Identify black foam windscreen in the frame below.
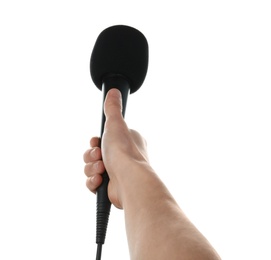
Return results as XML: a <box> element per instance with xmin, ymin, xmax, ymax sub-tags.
<box><xmin>90</xmin><ymin>25</ymin><xmax>149</xmax><ymax>93</ymax></box>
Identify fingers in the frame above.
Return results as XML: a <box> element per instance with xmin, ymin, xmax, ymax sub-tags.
<box><xmin>86</xmin><ymin>175</ymin><xmax>103</xmax><ymax>193</ymax></box>
<box><xmin>84</xmin><ymin>136</ymin><xmax>101</xmax><ymax>163</ymax></box>
<box><xmin>84</xmin><ymin>136</ymin><xmax>105</xmax><ymax>193</ymax></box>
<box><xmin>90</xmin><ymin>136</ymin><xmax>100</xmax><ymax>148</ymax></box>
<box><xmin>84</xmin><ymin>159</ymin><xmax>105</xmax><ymax>175</ymax></box>
<box><xmin>84</xmin><ymin>159</ymin><xmax>105</xmax><ymax>193</ymax></box>
<box><xmin>83</xmin><ymin>146</ymin><xmax>101</xmax><ymax>163</ymax></box>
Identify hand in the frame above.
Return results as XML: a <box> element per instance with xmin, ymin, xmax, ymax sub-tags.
<box><xmin>83</xmin><ymin>88</ymin><xmax>149</xmax><ymax>209</ymax></box>
<box><xmin>83</xmin><ymin>89</ymin><xmax>221</xmax><ymax>260</ymax></box>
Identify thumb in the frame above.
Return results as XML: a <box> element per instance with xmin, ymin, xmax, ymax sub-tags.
<box><xmin>104</xmin><ymin>88</ymin><xmax>123</xmax><ymax>119</ymax></box>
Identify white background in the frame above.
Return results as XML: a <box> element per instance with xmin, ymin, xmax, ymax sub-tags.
<box><xmin>0</xmin><ymin>1</ymin><xmax>270</xmax><ymax>259</ymax></box>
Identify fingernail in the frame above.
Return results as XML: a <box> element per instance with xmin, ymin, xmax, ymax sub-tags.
<box><xmin>111</xmin><ymin>88</ymin><xmax>121</xmax><ymax>99</ymax></box>
<box><xmin>91</xmin><ymin>176</ymin><xmax>97</xmax><ymax>184</ymax></box>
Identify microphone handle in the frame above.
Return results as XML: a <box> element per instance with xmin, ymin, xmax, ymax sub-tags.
<box><xmin>96</xmin><ymin>76</ymin><xmax>130</xmax><ymax>245</ymax></box>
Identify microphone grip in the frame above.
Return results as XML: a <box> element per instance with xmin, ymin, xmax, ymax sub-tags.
<box><xmin>96</xmin><ymin>76</ymin><xmax>130</xmax><ymax>245</ymax></box>
<box><xmin>96</xmin><ymin>170</ymin><xmax>111</xmax><ymax>244</ymax></box>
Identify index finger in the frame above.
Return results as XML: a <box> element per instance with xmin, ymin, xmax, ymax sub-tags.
<box><xmin>90</xmin><ymin>136</ymin><xmax>101</xmax><ymax>148</ymax></box>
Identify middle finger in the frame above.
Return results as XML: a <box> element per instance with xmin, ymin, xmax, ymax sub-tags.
<box><xmin>83</xmin><ymin>147</ymin><xmax>101</xmax><ymax>163</ymax></box>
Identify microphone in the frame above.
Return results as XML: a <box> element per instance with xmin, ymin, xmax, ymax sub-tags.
<box><xmin>90</xmin><ymin>25</ymin><xmax>149</xmax><ymax>258</ymax></box>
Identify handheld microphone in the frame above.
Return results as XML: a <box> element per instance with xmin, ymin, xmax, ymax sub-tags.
<box><xmin>90</xmin><ymin>25</ymin><xmax>149</xmax><ymax>259</ymax></box>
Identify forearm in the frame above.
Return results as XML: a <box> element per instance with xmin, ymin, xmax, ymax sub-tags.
<box><xmin>119</xmin><ymin>162</ymin><xmax>221</xmax><ymax>260</ymax></box>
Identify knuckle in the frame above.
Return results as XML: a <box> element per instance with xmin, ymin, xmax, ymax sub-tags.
<box><xmin>84</xmin><ymin>163</ymin><xmax>91</xmax><ymax>176</ymax></box>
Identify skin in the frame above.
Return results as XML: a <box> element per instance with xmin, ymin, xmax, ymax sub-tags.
<box><xmin>84</xmin><ymin>88</ymin><xmax>221</xmax><ymax>260</ymax></box>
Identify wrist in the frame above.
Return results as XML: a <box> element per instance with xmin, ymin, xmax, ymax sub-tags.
<box><xmin>116</xmin><ymin>159</ymin><xmax>174</xmax><ymax>210</ymax></box>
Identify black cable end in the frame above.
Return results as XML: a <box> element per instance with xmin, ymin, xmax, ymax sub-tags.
<box><xmin>96</xmin><ymin>243</ymin><xmax>103</xmax><ymax>260</ymax></box>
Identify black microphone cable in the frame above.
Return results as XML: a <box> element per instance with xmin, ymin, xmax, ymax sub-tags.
<box><xmin>96</xmin><ymin>243</ymin><xmax>102</xmax><ymax>260</ymax></box>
